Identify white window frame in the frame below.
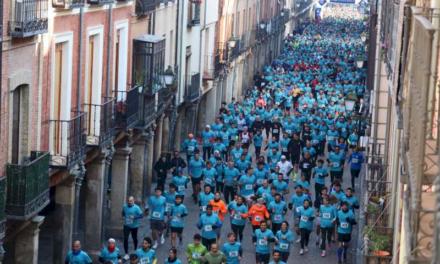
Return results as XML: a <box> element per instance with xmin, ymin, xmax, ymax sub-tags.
<box><xmin>114</xmin><ymin>20</ymin><xmax>129</xmax><ymax>100</ymax></box>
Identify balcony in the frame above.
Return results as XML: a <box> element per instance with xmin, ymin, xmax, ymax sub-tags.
<box><xmin>132</xmin><ymin>35</ymin><xmax>166</xmax><ymax>96</ymax></box>
<box><xmin>6</xmin><ymin>151</ymin><xmax>50</xmax><ymax>220</ymax></box>
<box><xmin>49</xmin><ymin>111</ymin><xmax>87</xmax><ymax>169</ymax></box>
<box><xmin>228</xmin><ymin>38</ymin><xmax>241</xmax><ymax>59</ymax></box>
<box><xmin>137</xmin><ymin>96</ymin><xmax>157</xmax><ymax>129</ymax></box>
<box><xmin>135</xmin><ymin>0</ymin><xmax>156</xmax><ymax>16</ymax></box>
<box><xmin>115</xmin><ymin>86</ymin><xmax>142</xmax><ymax>130</ymax></box>
<box><xmin>9</xmin><ymin>0</ymin><xmax>48</xmax><ymax>38</ymax></box>
<box><xmin>185</xmin><ymin>73</ymin><xmax>201</xmax><ymax>103</ymax></box>
<box><xmin>157</xmin><ymin>88</ymin><xmax>174</xmax><ymax>115</ymax></box>
<box><xmin>88</xmin><ymin>0</ymin><xmax>114</xmax><ymax>4</ymax></box>
<box><xmin>52</xmin><ymin>0</ymin><xmax>84</xmax><ymax>9</ymax></box>
<box><xmin>83</xmin><ymin>97</ymin><xmax>115</xmax><ymax>147</ymax></box>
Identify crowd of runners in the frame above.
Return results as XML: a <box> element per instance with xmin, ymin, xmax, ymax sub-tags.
<box><xmin>65</xmin><ymin>3</ymin><xmax>368</xmax><ymax>264</ymax></box>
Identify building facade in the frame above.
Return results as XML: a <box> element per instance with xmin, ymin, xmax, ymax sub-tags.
<box><xmin>363</xmin><ymin>0</ymin><xmax>440</xmax><ymax>263</ymax></box>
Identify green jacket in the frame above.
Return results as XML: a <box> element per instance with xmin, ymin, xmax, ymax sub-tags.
<box><xmin>186</xmin><ymin>243</ymin><xmax>208</xmax><ymax>264</ymax></box>
<box><xmin>201</xmin><ymin>252</ymin><xmax>227</xmax><ymax>264</ymax></box>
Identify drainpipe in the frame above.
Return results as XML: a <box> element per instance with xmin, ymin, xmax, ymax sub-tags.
<box><xmin>72</xmin><ymin>6</ymin><xmax>85</xmax><ymax>242</ymax></box>
<box><xmin>106</xmin><ymin>4</ymin><xmax>113</xmax><ymax>98</ymax></box>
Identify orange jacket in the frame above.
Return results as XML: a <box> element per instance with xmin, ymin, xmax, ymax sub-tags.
<box><xmin>209</xmin><ymin>199</ymin><xmax>227</xmax><ymax>221</ymax></box>
<box><xmin>248</xmin><ymin>204</ymin><xmax>270</xmax><ymax>227</ymax></box>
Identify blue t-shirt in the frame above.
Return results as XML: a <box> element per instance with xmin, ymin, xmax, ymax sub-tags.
<box><xmin>202</xmin><ymin>131</ymin><xmax>215</xmax><ymax>147</ymax></box>
<box><xmin>238</xmin><ymin>174</ymin><xmax>256</xmax><ymax>196</ymax></box>
<box><xmin>319</xmin><ymin>204</ymin><xmax>337</xmax><ymax>228</ymax></box>
<box><xmin>135</xmin><ymin>248</ymin><xmax>156</xmax><ymax>264</ymax></box>
<box><xmin>254</xmin><ymin>229</ymin><xmax>275</xmax><ymax>254</ymax></box>
<box><xmin>224</xmin><ymin>167</ymin><xmax>240</xmax><ymax>186</ymax></box>
<box><xmin>148</xmin><ymin>195</ymin><xmax>167</xmax><ymax>221</ymax></box>
<box><xmin>99</xmin><ymin>247</ymin><xmax>120</xmax><ymax>264</ymax></box>
<box><xmin>122</xmin><ymin>204</ymin><xmax>143</xmax><ymax>228</ymax></box>
<box><xmin>202</xmin><ymin>167</ymin><xmax>217</xmax><ymax>187</ymax></box>
<box><xmin>169</xmin><ymin>203</ymin><xmax>188</xmax><ymax>228</ymax></box>
<box><xmin>65</xmin><ymin>250</ymin><xmax>92</xmax><ymax>264</ymax></box>
<box><xmin>255</xmin><ymin>168</ymin><xmax>268</xmax><ymax>185</ymax></box>
<box><xmin>253</xmin><ymin>134</ymin><xmax>264</xmax><ymax>147</ymax></box>
<box><xmin>198</xmin><ymin>192</ymin><xmax>215</xmax><ymax>212</ymax></box>
<box><xmin>328</xmin><ymin>151</ymin><xmax>345</xmax><ymax>172</ymax></box>
<box><xmin>290</xmin><ymin>194</ymin><xmax>308</xmax><ymax>216</ymax></box>
<box><xmin>272</xmin><ymin>180</ymin><xmax>288</xmax><ymax>194</ymax></box>
<box><xmin>228</xmin><ymin>202</ymin><xmax>248</xmax><ymax>226</ymax></box>
<box><xmin>189</xmin><ymin>158</ymin><xmax>205</xmax><ymax>178</ymax></box>
<box><xmin>222</xmin><ymin>242</ymin><xmax>242</xmax><ymax>264</ymax></box>
<box><xmin>349</xmin><ymin>152</ymin><xmax>364</xmax><ymax>170</ymax></box>
<box><xmin>337</xmin><ymin>209</ymin><xmax>355</xmax><ymax>234</ymax></box>
<box><xmin>165</xmin><ymin>258</ymin><xmax>182</xmax><ymax>264</ymax></box>
<box><xmin>268</xmin><ymin>200</ymin><xmax>287</xmax><ymax>224</ymax></box>
<box><xmin>275</xmin><ymin>230</ymin><xmax>294</xmax><ymax>252</ymax></box>
<box><xmin>313</xmin><ymin>166</ymin><xmax>329</xmax><ymax>185</ymax></box>
<box><xmin>198</xmin><ymin>213</ymin><xmax>222</xmax><ymax>239</ymax></box>
<box><xmin>172</xmin><ymin>176</ymin><xmax>189</xmax><ymax>195</ymax></box>
<box><xmin>298</xmin><ymin>206</ymin><xmax>315</xmax><ymax>230</ymax></box>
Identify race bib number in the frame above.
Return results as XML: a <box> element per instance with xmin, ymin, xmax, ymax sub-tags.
<box><xmin>192</xmin><ymin>252</ymin><xmax>201</xmax><ymax>259</ymax></box>
<box><xmin>125</xmin><ymin>216</ymin><xmax>134</xmax><ymax>225</ymax></box>
<box><xmin>205</xmin><ymin>178</ymin><xmax>212</xmax><ymax>185</ymax></box>
<box><xmin>255</xmin><ymin>216</ymin><xmax>262</xmax><ymax>222</ymax></box>
<box><xmin>286</xmin><ymin>129</ymin><xmax>292</xmax><ymax>134</ymax></box>
<box><xmin>245</xmin><ymin>184</ymin><xmax>253</xmax><ymax>190</ymax></box>
<box><xmin>327</xmin><ymin>136</ymin><xmax>334</xmax><ymax>141</ymax></box>
<box><xmin>312</xmin><ymin>139</ymin><xmax>319</xmax><ymax>144</ymax></box>
<box><xmin>233</xmin><ymin>213</ymin><xmax>242</xmax><ymax>220</ymax></box>
<box><xmin>152</xmin><ymin>211</ymin><xmax>161</xmax><ymax>218</ymax></box>
<box><xmin>322</xmin><ymin>213</ymin><xmax>331</xmax><ymax>219</ymax></box>
<box><xmin>188</xmin><ymin>146</ymin><xmax>195</xmax><ymax>152</ymax></box>
<box><xmin>340</xmin><ymin>222</ymin><xmax>349</xmax><ymax>228</ymax></box>
<box><xmin>178</xmin><ymin>185</ymin><xmax>185</xmax><ymax>191</ymax></box>
<box><xmin>282</xmin><ymin>147</ymin><xmax>288</xmax><ymax>152</ymax></box>
<box><xmin>301</xmin><ymin>215</ymin><xmax>309</xmax><ymax>222</ymax></box>
<box><xmin>258</xmin><ymin>239</ymin><xmax>268</xmax><ymax>246</ymax></box>
<box><xmin>274</xmin><ymin>214</ymin><xmax>282</xmax><ymax>221</ymax></box>
<box><xmin>332</xmin><ymin>162</ymin><xmax>340</xmax><ymax>168</ymax></box>
<box><xmin>352</xmin><ymin>158</ymin><xmax>359</xmax><ymax>163</ymax></box>
<box><xmin>172</xmin><ymin>216</ymin><xmax>181</xmax><ymax>222</ymax></box>
<box><xmin>140</xmin><ymin>257</ymin><xmax>150</xmax><ymax>264</ymax></box>
<box><xmin>257</xmin><ymin>179</ymin><xmax>264</xmax><ymax>185</ymax></box>
<box><xmin>273</xmin><ymin>129</ymin><xmax>279</xmax><ymax>134</ymax></box>
<box><xmin>204</xmin><ymin>225</ymin><xmax>213</xmax><ymax>231</ymax></box>
<box><xmin>165</xmin><ymin>203</ymin><xmax>172</xmax><ymax>212</ymax></box>
<box><xmin>279</xmin><ymin>242</ymin><xmax>289</xmax><ymax>250</ymax></box>
<box><xmin>295</xmin><ymin>208</ymin><xmax>300</xmax><ymax>213</ymax></box>
<box><xmin>200</xmin><ymin>206</ymin><xmax>207</xmax><ymax>212</ymax></box>
<box><xmin>229</xmin><ymin>251</ymin><xmax>239</xmax><ymax>257</ymax></box>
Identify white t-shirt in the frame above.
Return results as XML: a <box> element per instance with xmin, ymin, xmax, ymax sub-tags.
<box><xmin>277</xmin><ymin>160</ymin><xmax>293</xmax><ymax>179</ymax></box>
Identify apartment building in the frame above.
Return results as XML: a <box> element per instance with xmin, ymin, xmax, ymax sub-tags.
<box><xmin>363</xmin><ymin>0</ymin><xmax>440</xmax><ymax>263</ymax></box>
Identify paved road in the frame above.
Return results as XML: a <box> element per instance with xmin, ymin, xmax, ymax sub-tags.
<box><xmin>121</xmin><ymin>143</ymin><xmax>360</xmax><ymax>264</ymax></box>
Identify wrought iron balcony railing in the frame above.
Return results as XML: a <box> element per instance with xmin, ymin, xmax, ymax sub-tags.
<box><xmin>52</xmin><ymin>0</ymin><xmax>84</xmax><ymax>9</ymax></box>
<box><xmin>185</xmin><ymin>73</ymin><xmax>201</xmax><ymax>103</ymax></box>
<box><xmin>6</xmin><ymin>151</ymin><xmax>50</xmax><ymax>220</ymax></box>
<box><xmin>135</xmin><ymin>0</ymin><xmax>156</xmax><ymax>16</ymax></box>
<box><xmin>115</xmin><ymin>86</ymin><xmax>142</xmax><ymax>130</ymax></box>
<box><xmin>49</xmin><ymin>111</ymin><xmax>87</xmax><ymax>169</ymax></box>
<box><xmin>157</xmin><ymin>88</ymin><xmax>174</xmax><ymax>115</ymax></box>
<box><xmin>137</xmin><ymin>97</ymin><xmax>157</xmax><ymax>129</ymax></box>
<box><xmin>9</xmin><ymin>0</ymin><xmax>48</xmax><ymax>38</ymax></box>
<box><xmin>83</xmin><ymin>97</ymin><xmax>115</xmax><ymax>147</ymax></box>
<box><xmin>87</xmin><ymin>0</ymin><xmax>114</xmax><ymax>5</ymax></box>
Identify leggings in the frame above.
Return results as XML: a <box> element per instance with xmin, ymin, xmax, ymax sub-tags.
<box><xmin>216</xmin><ymin>181</ymin><xmax>224</xmax><ymax>193</ymax></box>
<box><xmin>320</xmin><ymin>227</ymin><xmax>333</xmax><ymax>250</ymax></box>
<box><xmin>350</xmin><ymin>169</ymin><xmax>360</xmax><ymax>189</ymax></box>
<box><xmin>123</xmin><ymin>226</ymin><xmax>138</xmax><ymax>254</ymax></box>
<box><xmin>231</xmin><ymin>223</ymin><xmax>245</xmax><ymax>242</ymax></box>
<box><xmin>223</xmin><ymin>185</ymin><xmax>236</xmax><ymax>204</ymax></box>
<box><xmin>300</xmin><ymin>228</ymin><xmax>311</xmax><ymax>249</ymax></box>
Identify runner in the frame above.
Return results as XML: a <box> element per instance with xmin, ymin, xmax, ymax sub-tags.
<box><xmin>122</xmin><ymin>196</ymin><xmax>143</xmax><ymax>256</ymax></box>
<box><xmin>298</xmin><ymin>199</ymin><xmax>315</xmax><ymax>255</ymax></box>
<box><xmin>164</xmin><ymin>248</ymin><xmax>182</xmax><ymax>264</ymax></box>
<box><xmin>253</xmin><ymin>221</ymin><xmax>277</xmax><ymax>264</ymax></box>
<box><xmin>188</xmin><ymin>152</ymin><xmax>205</xmax><ymax>202</ymax></box>
<box><xmin>98</xmin><ymin>238</ymin><xmax>121</xmax><ymax>264</ymax></box>
<box><xmin>65</xmin><ymin>241</ymin><xmax>92</xmax><ymax>264</ymax></box>
<box><xmin>336</xmin><ymin>202</ymin><xmax>357</xmax><ymax>264</ymax></box>
<box><xmin>268</xmin><ymin>193</ymin><xmax>288</xmax><ymax>234</ymax></box>
<box><xmin>318</xmin><ymin>195</ymin><xmax>337</xmax><ymax>257</ymax></box>
<box><xmin>171</xmin><ymin>169</ymin><xmax>190</xmax><ymax>199</ymax></box>
<box><xmin>186</xmin><ymin>234</ymin><xmax>208</xmax><ymax>264</ymax></box>
<box><xmin>248</xmin><ymin>198</ymin><xmax>271</xmax><ymax>232</ymax></box>
<box><xmin>198</xmin><ymin>185</ymin><xmax>215</xmax><ymax>214</ymax></box>
<box><xmin>197</xmin><ymin>205</ymin><xmax>222</xmax><ymax>250</ymax></box>
<box><xmin>135</xmin><ymin>237</ymin><xmax>157</xmax><ymax>264</ymax></box>
<box><xmin>168</xmin><ymin>195</ymin><xmax>188</xmax><ymax>247</ymax></box>
<box><xmin>222</xmin><ymin>232</ymin><xmax>243</xmax><ymax>264</ymax></box>
<box><xmin>146</xmin><ymin>188</ymin><xmax>167</xmax><ymax>249</ymax></box>
<box><xmin>209</xmin><ymin>192</ymin><xmax>228</xmax><ymax>240</ymax></box>
<box><xmin>228</xmin><ymin>196</ymin><xmax>248</xmax><ymax>242</ymax></box>
<box><xmin>274</xmin><ymin>221</ymin><xmax>294</xmax><ymax>262</ymax></box>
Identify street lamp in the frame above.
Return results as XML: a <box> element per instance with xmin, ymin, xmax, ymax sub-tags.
<box><xmin>260</xmin><ymin>22</ymin><xmax>266</xmax><ymax>29</ymax></box>
<box><xmin>163</xmin><ymin>65</ymin><xmax>175</xmax><ymax>86</ymax></box>
<box><xmin>344</xmin><ymin>93</ymin><xmax>358</xmax><ymax>112</ymax></box>
<box><xmin>228</xmin><ymin>39</ymin><xmax>237</xmax><ymax>48</ymax></box>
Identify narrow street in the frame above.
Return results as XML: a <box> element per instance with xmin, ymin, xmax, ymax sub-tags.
<box><xmin>121</xmin><ymin>3</ymin><xmax>368</xmax><ymax>263</ymax></box>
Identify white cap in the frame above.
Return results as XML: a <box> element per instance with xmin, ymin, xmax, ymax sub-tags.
<box><xmin>281</xmin><ymin>155</ymin><xmax>286</xmax><ymax>160</ymax></box>
<box><xmin>108</xmin><ymin>238</ymin><xmax>116</xmax><ymax>243</ymax></box>
<box><xmin>206</xmin><ymin>125</ymin><xmax>211</xmax><ymax>128</ymax></box>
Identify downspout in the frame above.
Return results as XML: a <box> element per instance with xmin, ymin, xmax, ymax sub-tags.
<box><xmin>73</xmin><ymin>6</ymin><xmax>85</xmax><ymax>241</ymax></box>
<box><xmin>194</xmin><ymin>0</ymin><xmax>207</xmax><ymax>132</ymax></box>
<box><xmin>106</xmin><ymin>5</ymin><xmax>113</xmax><ymax>98</ymax></box>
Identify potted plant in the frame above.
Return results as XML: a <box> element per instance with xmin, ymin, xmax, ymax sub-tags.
<box><xmin>364</xmin><ymin>227</ymin><xmax>392</xmax><ymax>258</ymax></box>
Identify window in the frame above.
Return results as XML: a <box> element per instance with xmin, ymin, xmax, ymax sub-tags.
<box><xmin>11</xmin><ymin>85</ymin><xmax>29</xmax><ymax>164</ymax></box>
<box><xmin>114</xmin><ymin>21</ymin><xmax>128</xmax><ymax>100</ymax></box>
<box><xmin>188</xmin><ymin>0</ymin><xmax>201</xmax><ymax>26</ymax></box>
